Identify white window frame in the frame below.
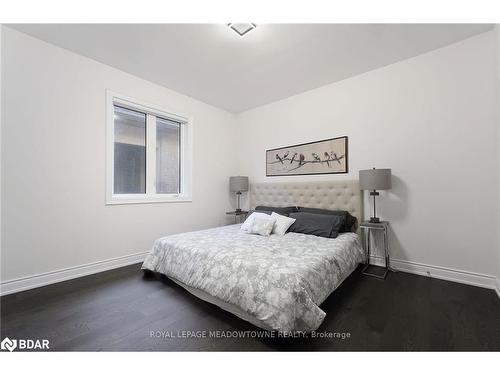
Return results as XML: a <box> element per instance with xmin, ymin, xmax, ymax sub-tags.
<box><xmin>106</xmin><ymin>90</ymin><xmax>193</xmax><ymax>205</ymax></box>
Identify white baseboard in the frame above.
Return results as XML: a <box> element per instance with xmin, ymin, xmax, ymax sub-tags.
<box><xmin>368</xmin><ymin>255</ymin><xmax>498</xmax><ymax>292</ymax></box>
<box><xmin>1</xmin><ymin>251</ymin><xmax>498</xmax><ymax>299</ymax></box>
<box><xmin>0</xmin><ymin>251</ymin><xmax>149</xmax><ymax>296</ymax></box>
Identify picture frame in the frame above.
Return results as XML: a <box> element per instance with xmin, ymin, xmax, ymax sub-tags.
<box><xmin>266</xmin><ymin>136</ymin><xmax>348</xmax><ymax>176</ymax></box>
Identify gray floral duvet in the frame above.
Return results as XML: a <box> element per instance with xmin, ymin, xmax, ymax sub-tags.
<box><xmin>142</xmin><ymin>224</ymin><xmax>365</xmax><ymax>332</ymax></box>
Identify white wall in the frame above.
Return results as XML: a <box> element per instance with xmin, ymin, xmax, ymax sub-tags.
<box><xmin>236</xmin><ymin>31</ymin><xmax>498</xmax><ymax>277</ymax></box>
<box><xmin>495</xmin><ymin>25</ymin><xmax>500</xmax><ymax>291</ymax></box>
<box><xmin>1</xmin><ymin>27</ymin><xmax>238</xmax><ymax>282</ymax></box>
<box><xmin>0</xmin><ymin>25</ymin><xmax>3</xmax><ymax>273</ymax></box>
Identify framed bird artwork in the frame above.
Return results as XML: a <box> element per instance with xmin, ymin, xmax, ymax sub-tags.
<box><xmin>266</xmin><ymin>136</ymin><xmax>348</xmax><ymax>176</ymax></box>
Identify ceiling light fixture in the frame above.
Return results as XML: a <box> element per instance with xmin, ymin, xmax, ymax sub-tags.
<box><xmin>228</xmin><ymin>23</ymin><xmax>257</xmax><ymax>37</ymax></box>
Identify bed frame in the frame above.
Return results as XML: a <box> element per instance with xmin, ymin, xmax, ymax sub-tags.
<box><xmin>143</xmin><ymin>179</ymin><xmax>364</xmax><ymax>330</ymax></box>
<box><xmin>249</xmin><ymin>180</ymin><xmax>363</xmax><ymax>230</ymax></box>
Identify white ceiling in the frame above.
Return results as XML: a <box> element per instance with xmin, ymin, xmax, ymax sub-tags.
<box><xmin>10</xmin><ymin>24</ymin><xmax>493</xmax><ymax>113</ymax></box>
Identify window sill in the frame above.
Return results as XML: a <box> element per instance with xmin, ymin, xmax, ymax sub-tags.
<box><xmin>106</xmin><ymin>195</ymin><xmax>192</xmax><ymax>205</ymax></box>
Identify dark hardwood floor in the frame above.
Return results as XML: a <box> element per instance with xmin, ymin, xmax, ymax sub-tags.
<box><xmin>1</xmin><ymin>264</ymin><xmax>499</xmax><ymax>351</ymax></box>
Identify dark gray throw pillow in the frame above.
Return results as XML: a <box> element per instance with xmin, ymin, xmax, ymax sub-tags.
<box><xmin>247</xmin><ymin>209</ymin><xmax>272</xmax><ymax>216</ymax></box>
<box><xmin>288</xmin><ymin>212</ymin><xmax>346</xmax><ymax>238</ymax></box>
<box><xmin>297</xmin><ymin>207</ymin><xmax>357</xmax><ymax>232</ymax></box>
<box><xmin>255</xmin><ymin>206</ymin><xmax>297</xmax><ymax>217</ymax></box>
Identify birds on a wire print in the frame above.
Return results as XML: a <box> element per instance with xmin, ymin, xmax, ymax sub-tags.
<box><xmin>269</xmin><ymin>150</ymin><xmax>345</xmax><ymax>172</ymax></box>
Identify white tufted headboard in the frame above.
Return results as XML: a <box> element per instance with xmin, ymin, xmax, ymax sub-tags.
<box><xmin>249</xmin><ymin>180</ymin><xmax>363</xmax><ymax>230</ymax></box>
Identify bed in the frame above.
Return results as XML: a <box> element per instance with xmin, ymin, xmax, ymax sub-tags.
<box><xmin>142</xmin><ymin>180</ymin><xmax>364</xmax><ymax>332</ymax></box>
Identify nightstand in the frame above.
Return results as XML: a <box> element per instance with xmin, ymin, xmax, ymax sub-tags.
<box><xmin>226</xmin><ymin>210</ymin><xmax>249</xmax><ymax>224</ymax></box>
<box><xmin>360</xmin><ymin>221</ymin><xmax>391</xmax><ymax>279</ymax></box>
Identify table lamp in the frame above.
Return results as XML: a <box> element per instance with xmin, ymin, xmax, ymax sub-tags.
<box><xmin>359</xmin><ymin>168</ymin><xmax>392</xmax><ymax>223</ymax></box>
<box><xmin>229</xmin><ymin>176</ymin><xmax>248</xmax><ymax>213</ymax></box>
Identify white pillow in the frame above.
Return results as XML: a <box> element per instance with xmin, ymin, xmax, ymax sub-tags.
<box><xmin>249</xmin><ymin>217</ymin><xmax>276</xmax><ymax>236</ymax></box>
<box><xmin>240</xmin><ymin>212</ymin><xmax>270</xmax><ymax>232</ymax></box>
<box><xmin>271</xmin><ymin>212</ymin><xmax>296</xmax><ymax>236</ymax></box>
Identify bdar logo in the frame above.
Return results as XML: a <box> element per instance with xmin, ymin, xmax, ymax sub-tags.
<box><xmin>1</xmin><ymin>337</ymin><xmax>17</xmax><ymax>352</ymax></box>
<box><xmin>0</xmin><ymin>337</ymin><xmax>49</xmax><ymax>351</ymax></box>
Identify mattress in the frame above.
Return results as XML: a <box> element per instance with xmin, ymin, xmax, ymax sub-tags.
<box><xmin>142</xmin><ymin>224</ymin><xmax>365</xmax><ymax>332</ymax></box>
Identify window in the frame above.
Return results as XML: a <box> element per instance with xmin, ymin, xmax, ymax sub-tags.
<box><xmin>113</xmin><ymin>106</ymin><xmax>146</xmax><ymax>194</ymax></box>
<box><xmin>156</xmin><ymin>117</ymin><xmax>181</xmax><ymax>194</ymax></box>
<box><xmin>106</xmin><ymin>91</ymin><xmax>192</xmax><ymax>204</ymax></box>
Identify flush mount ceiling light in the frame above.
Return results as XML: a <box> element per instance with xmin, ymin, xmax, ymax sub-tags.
<box><xmin>228</xmin><ymin>23</ymin><xmax>257</xmax><ymax>37</ymax></box>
